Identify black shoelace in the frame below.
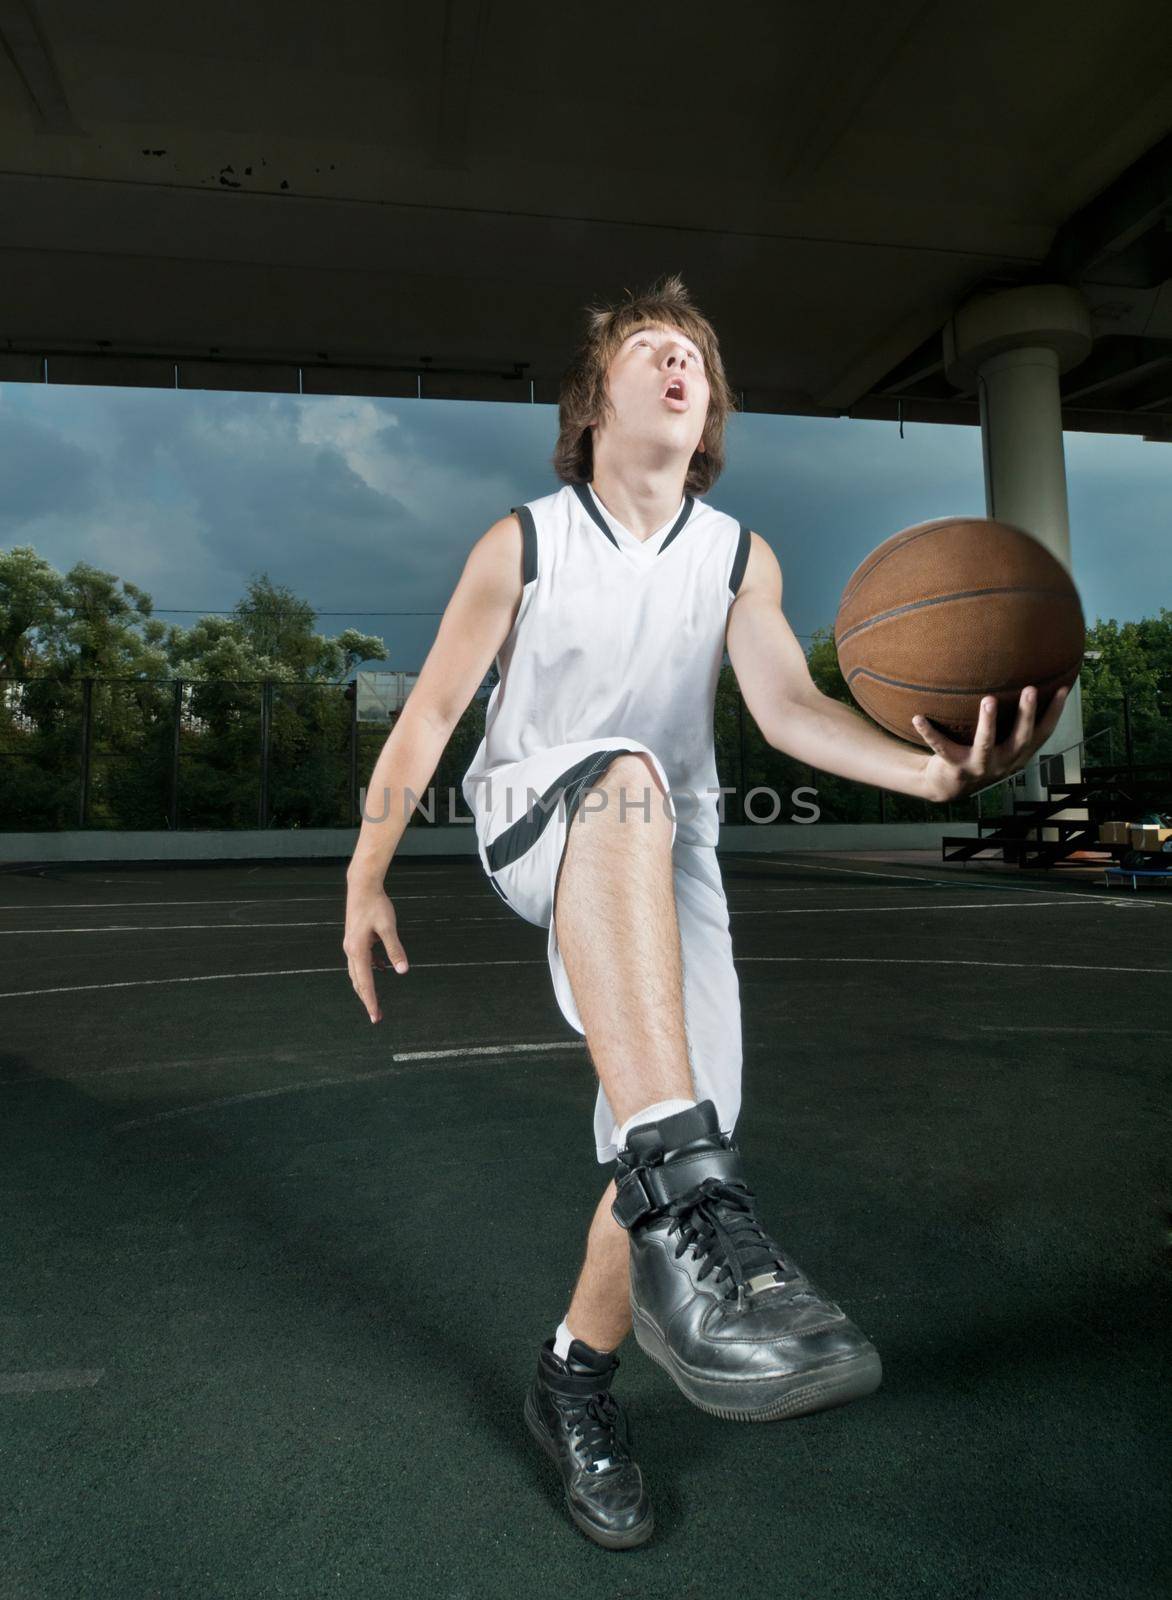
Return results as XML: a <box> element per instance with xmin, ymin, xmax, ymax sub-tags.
<box><xmin>562</xmin><ymin>1389</ymin><xmax>628</xmax><ymax>1474</ymax></box>
<box><xmin>666</xmin><ymin>1175</ymin><xmax>794</xmax><ymax>1303</ymax></box>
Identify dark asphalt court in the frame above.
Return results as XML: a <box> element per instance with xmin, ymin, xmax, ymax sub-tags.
<box><xmin>0</xmin><ymin>850</ymin><xmax>1168</xmax><ymax>1600</ymax></box>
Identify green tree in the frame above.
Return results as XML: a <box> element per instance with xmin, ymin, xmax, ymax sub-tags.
<box><xmin>801</xmin><ymin>625</ymin><xmax>917</xmax><ymax>819</ymax></box>
<box><xmin>1</xmin><ymin>548</ymin><xmax>168</xmax><ymax>681</ymax></box>
<box><xmin>0</xmin><ymin>546</ymin><xmax>68</xmax><ymax>677</ymax></box>
<box><xmin>806</xmin><ymin>624</ymin><xmax>849</xmax><ymax>703</ymax></box>
<box><xmin>0</xmin><ymin>550</ymin><xmax>388</xmax><ymax>830</ymax></box>
<box><xmin>158</xmin><ymin>574</ymin><xmax>385</xmax><ymax>830</ymax></box>
<box><xmin>1079</xmin><ymin>609</ymin><xmax>1172</xmax><ymax>765</ymax></box>
<box><xmin>1</xmin><ymin>554</ymin><xmax>173</xmax><ymax>828</ymax></box>
<box><xmin>163</xmin><ymin>573</ymin><xmax>383</xmax><ymax>685</ymax></box>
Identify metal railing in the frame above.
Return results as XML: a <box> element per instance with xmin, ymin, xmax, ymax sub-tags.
<box><xmin>0</xmin><ymin>673</ymin><xmax>1162</xmax><ymax>834</ymax></box>
<box><xmin>0</xmin><ymin>676</ymin><xmax>376</xmax><ymax>832</ymax></box>
<box><xmin>971</xmin><ymin>725</ymin><xmax>1115</xmax><ymax>818</ymax></box>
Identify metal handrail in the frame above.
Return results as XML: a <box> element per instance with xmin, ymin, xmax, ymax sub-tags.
<box><xmin>971</xmin><ymin>725</ymin><xmax>1115</xmax><ymax>813</ymax></box>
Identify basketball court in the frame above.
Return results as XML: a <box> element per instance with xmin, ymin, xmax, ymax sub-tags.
<box><xmin>1</xmin><ymin>849</ymin><xmax>1166</xmax><ymax>1597</ymax></box>
<box><xmin>1</xmin><ymin>1</ymin><xmax>1169</xmax><ymax>1591</ymax></box>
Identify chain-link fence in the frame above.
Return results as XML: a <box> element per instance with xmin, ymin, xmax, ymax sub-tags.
<box><xmin>4</xmin><ymin>668</ymin><xmax>1156</xmax><ymax>834</ymax></box>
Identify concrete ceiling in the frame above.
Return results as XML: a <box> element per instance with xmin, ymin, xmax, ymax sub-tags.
<box><xmin>1</xmin><ymin>0</ymin><xmax>1171</xmax><ymax>439</ymax></box>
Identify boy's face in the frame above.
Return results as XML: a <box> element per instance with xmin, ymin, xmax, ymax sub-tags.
<box><xmin>592</xmin><ymin>321</ymin><xmax>711</xmax><ymax>463</ymax></box>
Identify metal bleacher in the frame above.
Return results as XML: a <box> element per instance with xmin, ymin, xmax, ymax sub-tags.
<box><xmin>940</xmin><ymin>762</ymin><xmax>1172</xmax><ymax>869</ymax></box>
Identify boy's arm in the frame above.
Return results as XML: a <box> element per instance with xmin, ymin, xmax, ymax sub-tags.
<box><xmin>724</xmin><ymin>532</ymin><xmax>932</xmax><ymax>800</ymax></box>
<box><xmin>346</xmin><ymin>513</ymin><xmax>526</xmax><ymax>885</ymax></box>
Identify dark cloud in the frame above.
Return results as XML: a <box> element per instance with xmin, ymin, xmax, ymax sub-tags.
<box><xmin>0</xmin><ymin>405</ymin><xmax>101</xmax><ymax>527</ymax></box>
<box><xmin>0</xmin><ymin>382</ymin><xmax>1168</xmax><ymax>677</ymax></box>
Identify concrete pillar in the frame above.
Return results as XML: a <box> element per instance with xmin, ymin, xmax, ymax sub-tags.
<box><xmin>943</xmin><ymin>285</ymin><xmax>1093</xmax><ymax>811</ymax></box>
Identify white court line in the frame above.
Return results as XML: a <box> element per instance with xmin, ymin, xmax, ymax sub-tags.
<box><xmin>393</xmin><ymin>1041</ymin><xmax>586</xmax><ymax>1061</ymax></box>
<box><xmin>4</xmin><ymin>942</ymin><xmax>1171</xmax><ymax>1007</ymax></box>
<box><xmin>0</xmin><ymin>883</ymin><xmax>900</xmax><ymax>912</ymax></box>
<box><xmin>0</xmin><ymin>895</ymin><xmax>345</xmax><ymax>912</ymax></box>
<box><xmin>739</xmin><ymin>855</ymin><xmax>1091</xmax><ymax>895</ymax></box>
<box><xmin>733</xmin><ymin>898</ymin><xmax>1098</xmax><ymax>915</ymax></box>
<box><xmin>101</xmin><ymin>970</ymin><xmax>1172</xmax><ymax>1129</ymax></box>
<box><xmin>0</xmin><ymin>911</ymin><xmax>514</xmax><ymax>935</ymax></box>
<box><xmin>738</xmin><ymin>956</ymin><xmax>1172</xmax><ymax>975</ymax></box>
<box><xmin>0</xmin><ymin>920</ymin><xmax>349</xmax><ymax>935</ymax></box>
<box><xmin>976</xmin><ymin>1024</ymin><xmax>1172</xmax><ymax>1034</ymax></box>
<box><xmin>738</xmin><ymin>855</ymin><xmax>1170</xmax><ymax>909</ymax></box>
<box><xmin>0</xmin><ymin>891</ymin><xmax>480</xmax><ymax>913</ymax></box>
<box><xmin>0</xmin><ymin>959</ymin><xmax>545</xmax><ymax>1001</ymax></box>
<box><xmin>0</xmin><ymin>1038</ymin><xmax>590</xmax><ymax>1088</ymax></box>
<box><xmin>0</xmin><ymin>895</ymin><xmax>1104</xmax><ymax>938</ymax></box>
<box><xmin>0</xmin><ymin>1370</ymin><xmax>104</xmax><ymax>1394</ymax></box>
<box><xmin>109</xmin><ymin>1042</ymin><xmax>584</xmax><ymax>1131</ymax></box>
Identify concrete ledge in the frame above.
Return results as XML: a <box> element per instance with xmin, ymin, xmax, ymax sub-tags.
<box><xmin>0</xmin><ymin>820</ymin><xmax>978</xmax><ymax>866</ymax></box>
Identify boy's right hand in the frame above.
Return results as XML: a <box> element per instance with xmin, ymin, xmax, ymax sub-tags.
<box><xmin>342</xmin><ymin>878</ymin><xmax>408</xmax><ymax>1024</ymax></box>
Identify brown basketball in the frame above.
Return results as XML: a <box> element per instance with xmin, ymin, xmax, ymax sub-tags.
<box><xmin>834</xmin><ymin>517</ymin><xmax>1085</xmax><ymax>746</ymax></box>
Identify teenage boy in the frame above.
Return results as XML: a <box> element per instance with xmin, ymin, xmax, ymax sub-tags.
<box><xmin>343</xmin><ymin>273</ymin><xmax>1067</xmax><ymax>1549</ymax></box>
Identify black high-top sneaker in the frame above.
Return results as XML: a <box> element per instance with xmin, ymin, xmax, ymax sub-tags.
<box><xmin>612</xmin><ymin>1100</ymin><xmax>882</xmax><ymax>1422</ymax></box>
<box><xmin>523</xmin><ymin>1336</ymin><xmax>653</xmax><ymax>1549</ymax></box>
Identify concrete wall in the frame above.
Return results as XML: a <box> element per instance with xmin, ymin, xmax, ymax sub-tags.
<box><xmin>0</xmin><ymin>821</ymin><xmax>979</xmax><ymax>865</ymax></box>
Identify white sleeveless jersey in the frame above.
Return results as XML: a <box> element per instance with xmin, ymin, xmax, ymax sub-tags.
<box><xmin>462</xmin><ymin>480</ymin><xmax>751</xmax><ymax>850</ymax></box>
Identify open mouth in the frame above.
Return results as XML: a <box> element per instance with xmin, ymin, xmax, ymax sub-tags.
<box><xmin>662</xmin><ymin>382</ymin><xmax>688</xmax><ymax>410</ymax></box>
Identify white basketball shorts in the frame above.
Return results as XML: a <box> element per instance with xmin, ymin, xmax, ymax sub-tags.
<box><xmin>467</xmin><ymin>736</ymin><xmax>743</xmax><ymax>1163</ymax></box>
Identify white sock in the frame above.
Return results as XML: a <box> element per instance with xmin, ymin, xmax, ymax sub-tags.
<box><xmin>616</xmin><ymin>1097</ymin><xmax>697</xmax><ymax>1152</ymax></box>
<box><xmin>553</xmin><ymin>1318</ymin><xmax>614</xmax><ymax>1361</ymax></box>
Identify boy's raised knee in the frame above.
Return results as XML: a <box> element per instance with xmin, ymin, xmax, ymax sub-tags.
<box><xmin>591</xmin><ymin>752</ymin><xmax>673</xmax><ymax>827</ymax></box>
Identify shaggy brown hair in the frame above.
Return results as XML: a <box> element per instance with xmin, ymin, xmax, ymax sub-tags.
<box><xmin>551</xmin><ymin>272</ymin><xmax>738</xmax><ymax>497</ymax></box>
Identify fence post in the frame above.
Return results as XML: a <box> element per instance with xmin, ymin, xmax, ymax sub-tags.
<box><xmin>169</xmin><ymin>679</ymin><xmax>182</xmax><ymax>831</ymax></box>
<box><xmin>737</xmin><ymin>689</ymin><xmax>746</xmax><ymax>823</ymax></box>
<box><xmin>1122</xmin><ymin>691</ymin><xmax>1134</xmax><ymax>778</ymax></box>
<box><xmin>259</xmin><ymin>679</ymin><xmax>271</xmax><ymax>829</ymax></box>
<box><xmin>78</xmin><ymin>676</ymin><xmax>94</xmax><ymax>827</ymax></box>
<box><xmin>349</xmin><ymin>687</ymin><xmax>359</xmax><ymax>826</ymax></box>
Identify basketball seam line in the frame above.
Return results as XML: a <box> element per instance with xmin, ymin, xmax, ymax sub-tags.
<box><xmin>836</xmin><ymin>585</ymin><xmax>1083</xmax><ymax>646</ymax></box>
<box><xmin>838</xmin><ymin>518</ymin><xmax>1043</xmax><ymax>608</ymax></box>
<box><xmin>845</xmin><ymin>662</ymin><xmax>1083</xmax><ymax>695</ymax></box>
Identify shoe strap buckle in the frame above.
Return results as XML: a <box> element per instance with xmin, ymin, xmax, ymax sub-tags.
<box><xmin>611</xmin><ymin>1167</ymin><xmax>657</xmax><ymax>1228</ymax></box>
<box><xmin>612</xmin><ymin>1146</ymin><xmax>745</xmax><ymax>1229</ymax></box>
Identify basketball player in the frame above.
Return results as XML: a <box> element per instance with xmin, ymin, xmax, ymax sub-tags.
<box><xmin>343</xmin><ymin>274</ymin><xmax>1068</xmax><ymax>1549</ymax></box>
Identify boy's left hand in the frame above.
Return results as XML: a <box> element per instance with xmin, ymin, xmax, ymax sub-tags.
<box><xmin>914</xmin><ymin>684</ymin><xmax>1072</xmax><ymax>803</ymax></box>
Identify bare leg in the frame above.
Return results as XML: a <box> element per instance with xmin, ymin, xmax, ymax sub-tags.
<box><xmin>553</xmin><ymin>752</ymin><xmax>695</xmax><ymax>1121</ymax></box>
<box><xmin>552</xmin><ymin>753</ymin><xmax>696</xmax><ymax>1351</ymax></box>
<box><xmin>563</xmin><ymin>1179</ymin><xmax>631</xmax><ymax>1350</ymax></box>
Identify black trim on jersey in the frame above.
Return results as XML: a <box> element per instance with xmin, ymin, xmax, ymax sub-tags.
<box><xmin>729</xmin><ymin>525</ymin><xmax>751</xmax><ymax>597</ymax></box>
<box><xmin>510</xmin><ymin>504</ymin><xmax>539</xmax><ymax>585</ymax></box>
<box><xmin>572</xmin><ymin>482</ymin><xmax>620</xmax><ymax>548</ymax></box>
<box><xmin>572</xmin><ymin>481</ymin><xmax>695</xmax><ymax>555</ymax></box>
<box><xmin>484</xmin><ymin>746</ymin><xmax>639</xmax><ymax>874</ymax></box>
<box><xmin>658</xmin><ymin>495</ymin><xmax>697</xmax><ymax>553</ymax></box>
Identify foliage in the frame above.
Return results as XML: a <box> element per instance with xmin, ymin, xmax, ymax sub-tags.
<box><xmin>1079</xmin><ymin>609</ymin><xmax>1172</xmax><ymax>765</ymax></box>
<box><xmin>2</xmin><ymin>541</ymin><xmax>1168</xmax><ymax>831</ymax></box>
<box><xmin>0</xmin><ymin>548</ymin><xmax>386</xmax><ymax>830</ymax></box>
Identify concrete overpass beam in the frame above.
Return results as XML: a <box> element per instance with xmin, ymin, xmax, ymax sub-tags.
<box><xmin>944</xmin><ymin>284</ymin><xmax>1094</xmax><ymax>800</ymax></box>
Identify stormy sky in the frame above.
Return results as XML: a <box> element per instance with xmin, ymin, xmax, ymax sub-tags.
<box><xmin>0</xmin><ymin>381</ymin><xmax>1168</xmax><ymax>676</ymax></box>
